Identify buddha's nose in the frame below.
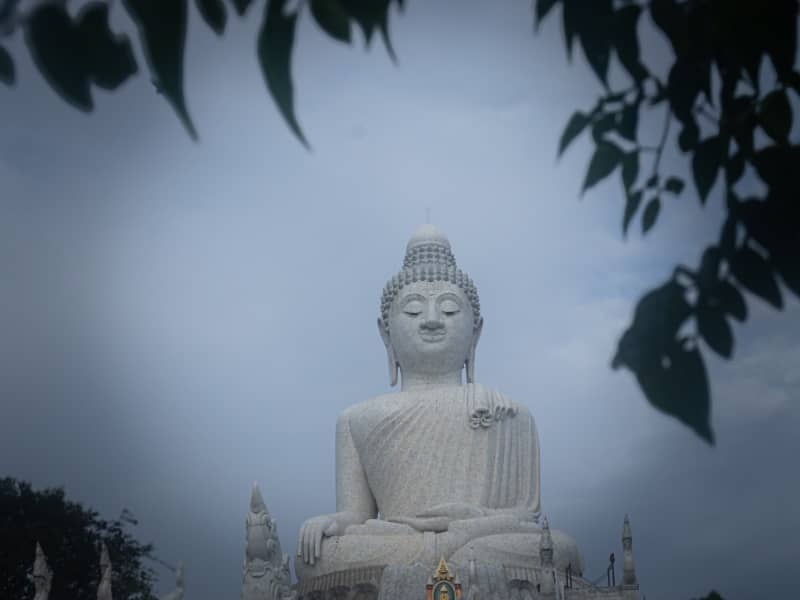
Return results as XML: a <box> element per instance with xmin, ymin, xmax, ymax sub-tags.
<box><xmin>420</xmin><ymin>305</ymin><xmax>445</xmax><ymax>331</ymax></box>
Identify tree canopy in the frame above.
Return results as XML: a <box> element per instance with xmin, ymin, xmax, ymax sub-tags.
<box><xmin>1</xmin><ymin>0</ymin><xmax>798</xmax><ymax>444</ymax></box>
<box><xmin>0</xmin><ymin>477</ymin><xmax>158</xmax><ymax>600</ymax></box>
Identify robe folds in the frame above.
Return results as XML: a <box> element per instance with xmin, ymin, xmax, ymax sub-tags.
<box><xmin>344</xmin><ymin>383</ymin><xmax>541</xmax><ymax>521</ymax></box>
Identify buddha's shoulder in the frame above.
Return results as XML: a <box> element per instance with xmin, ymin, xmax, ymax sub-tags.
<box><xmin>337</xmin><ymin>384</ymin><xmax>533</xmax><ymax>424</ymax></box>
<box><xmin>337</xmin><ymin>391</ymin><xmax>407</xmax><ymax>424</ymax></box>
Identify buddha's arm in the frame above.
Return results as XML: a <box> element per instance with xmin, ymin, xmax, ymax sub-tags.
<box><xmin>298</xmin><ymin>411</ymin><xmax>377</xmax><ymax>565</ymax></box>
<box><xmin>334</xmin><ymin>410</ymin><xmax>378</xmax><ymax>525</ymax></box>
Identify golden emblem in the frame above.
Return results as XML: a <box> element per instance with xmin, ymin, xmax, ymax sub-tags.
<box><xmin>426</xmin><ymin>556</ymin><xmax>461</xmax><ymax>600</ymax></box>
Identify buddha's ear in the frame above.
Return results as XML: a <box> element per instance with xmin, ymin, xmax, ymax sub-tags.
<box><xmin>377</xmin><ymin>318</ymin><xmax>399</xmax><ymax>387</ymax></box>
<box><xmin>466</xmin><ymin>317</ymin><xmax>483</xmax><ymax>384</ymax></box>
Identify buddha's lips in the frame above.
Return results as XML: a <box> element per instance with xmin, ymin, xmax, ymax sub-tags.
<box><xmin>419</xmin><ymin>331</ymin><xmax>446</xmax><ymax>342</ymax></box>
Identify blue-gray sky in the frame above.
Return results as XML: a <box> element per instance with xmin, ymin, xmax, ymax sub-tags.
<box><xmin>1</xmin><ymin>1</ymin><xmax>798</xmax><ymax>599</ymax></box>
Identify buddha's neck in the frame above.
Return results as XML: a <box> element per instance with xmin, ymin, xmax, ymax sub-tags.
<box><xmin>400</xmin><ymin>370</ymin><xmax>463</xmax><ymax>392</ymax></box>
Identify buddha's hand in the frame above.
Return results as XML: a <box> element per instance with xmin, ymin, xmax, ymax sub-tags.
<box><xmin>390</xmin><ymin>503</ymin><xmax>487</xmax><ymax>533</ymax></box>
<box><xmin>297</xmin><ymin>515</ymin><xmax>340</xmax><ymax>566</ymax></box>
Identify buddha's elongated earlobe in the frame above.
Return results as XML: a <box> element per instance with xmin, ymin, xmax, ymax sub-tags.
<box><xmin>377</xmin><ymin>318</ymin><xmax>399</xmax><ymax>387</ymax></box>
<box><xmin>465</xmin><ymin>317</ymin><xmax>483</xmax><ymax>384</ymax></box>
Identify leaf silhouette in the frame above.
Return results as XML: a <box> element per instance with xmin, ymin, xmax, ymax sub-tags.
<box><xmin>697</xmin><ymin>305</ymin><xmax>733</xmax><ymax>358</ymax></box>
<box><xmin>311</xmin><ymin>0</ymin><xmax>351</xmax><ymax>44</ymax></box>
<box><xmin>664</xmin><ymin>176</ymin><xmax>685</xmax><ymax>195</ymax></box>
<box><xmin>535</xmin><ymin>0</ymin><xmax>559</xmax><ymax>29</ymax></box>
<box><xmin>642</xmin><ymin>196</ymin><xmax>660</xmax><ymax>234</ymax></box>
<box><xmin>258</xmin><ymin>0</ymin><xmax>309</xmax><ymax>148</ymax></box>
<box><xmin>731</xmin><ymin>245</ymin><xmax>783</xmax><ymax>309</ymax></box>
<box><xmin>77</xmin><ymin>2</ymin><xmax>138</xmax><ymax>90</ymax></box>
<box><xmin>25</xmin><ymin>5</ymin><xmax>92</xmax><ymax>110</ymax></box>
<box><xmin>758</xmin><ymin>89</ymin><xmax>792</xmax><ymax>144</ymax></box>
<box><xmin>623</xmin><ymin>190</ymin><xmax>642</xmax><ymax>236</ymax></box>
<box><xmin>230</xmin><ymin>0</ymin><xmax>255</xmax><ymax>16</ymax></box>
<box><xmin>582</xmin><ymin>141</ymin><xmax>622</xmax><ymax>192</ymax></box>
<box><xmin>123</xmin><ymin>0</ymin><xmax>197</xmax><ymax>139</ymax></box>
<box><xmin>196</xmin><ymin>0</ymin><xmax>227</xmax><ymax>35</ymax></box>
<box><xmin>0</xmin><ymin>44</ymin><xmax>14</xmax><ymax>85</ymax></box>
<box><xmin>558</xmin><ymin>111</ymin><xmax>590</xmax><ymax>156</ymax></box>
<box><xmin>692</xmin><ymin>135</ymin><xmax>724</xmax><ymax>204</ymax></box>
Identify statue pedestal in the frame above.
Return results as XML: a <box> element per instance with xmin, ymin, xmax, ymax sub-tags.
<box><xmin>293</xmin><ymin>563</ymin><xmax>641</xmax><ymax>600</ymax></box>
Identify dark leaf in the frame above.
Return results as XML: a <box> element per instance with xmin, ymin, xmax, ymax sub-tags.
<box><xmin>311</xmin><ymin>0</ymin><xmax>351</xmax><ymax>43</ymax></box>
<box><xmin>621</xmin><ymin>152</ymin><xmax>639</xmax><ymax>191</ymax></box>
<box><xmin>591</xmin><ymin>111</ymin><xmax>616</xmax><ymax>144</ymax></box>
<box><xmin>725</xmin><ymin>152</ymin><xmax>745</xmax><ymax>185</ymax></box>
<box><xmin>752</xmin><ymin>146</ymin><xmax>800</xmax><ymax>189</ymax></box>
<box><xmin>787</xmin><ymin>71</ymin><xmax>800</xmax><ymax>96</ymax></box>
<box><xmin>577</xmin><ymin>0</ymin><xmax>612</xmax><ymax>84</ymax></box>
<box><xmin>258</xmin><ymin>0</ymin><xmax>309</xmax><ymax>148</ymax></box>
<box><xmin>678</xmin><ymin>120</ymin><xmax>699</xmax><ymax>152</ymax></box>
<box><xmin>582</xmin><ymin>141</ymin><xmax>623</xmax><ymax>193</ymax></box>
<box><xmin>719</xmin><ymin>215</ymin><xmax>737</xmax><ymax>258</ymax></box>
<box><xmin>623</xmin><ymin>190</ymin><xmax>642</xmax><ymax>236</ymax></box>
<box><xmin>612</xmin><ymin>280</ymin><xmax>711</xmax><ymax>443</ymax></box>
<box><xmin>339</xmin><ymin>0</ymin><xmax>386</xmax><ymax>44</ymax></box>
<box><xmin>716</xmin><ymin>280</ymin><xmax>747</xmax><ymax>322</ymax></box>
<box><xmin>614</xmin><ymin>5</ymin><xmax>648</xmax><ymax>83</ymax></box>
<box><xmin>642</xmin><ymin>196</ymin><xmax>660</xmax><ymax>234</ymax></box>
<box><xmin>123</xmin><ymin>0</ymin><xmax>197</xmax><ymax>139</ymax></box>
<box><xmin>196</xmin><ymin>0</ymin><xmax>227</xmax><ymax>35</ymax></box>
<box><xmin>619</xmin><ymin>103</ymin><xmax>638</xmax><ymax>141</ymax></box>
<box><xmin>25</xmin><ymin>5</ymin><xmax>92</xmax><ymax>110</ymax></box>
<box><xmin>230</xmin><ymin>0</ymin><xmax>254</xmax><ymax>16</ymax></box>
<box><xmin>697</xmin><ymin>247</ymin><xmax>721</xmax><ymax>290</ymax></box>
<box><xmin>691</xmin><ymin>135</ymin><xmax>724</xmax><ymax>204</ymax></box>
<box><xmin>758</xmin><ymin>89</ymin><xmax>792</xmax><ymax>144</ymax></box>
<box><xmin>77</xmin><ymin>2</ymin><xmax>138</xmax><ymax>90</ymax></box>
<box><xmin>535</xmin><ymin>0</ymin><xmax>559</xmax><ymax>29</ymax></box>
<box><xmin>730</xmin><ymin>244</ymin><xmax>783</xmax><ymax>309</ymax></box>
<box><xmin>664</xmin><ymin>176</ymin><xmax>685</xmax><ymax>195</ymax></box>
<box><xmin>645</xmin><ymin>174</ymin><xmax>659</xmax><ymax>188</ymax></box>
<box><xmin>651</xmin><ymin>0</ymin><xmax>688</xmax><ymax>58</ymax></box>
<box><xmin>612</xmin><ymin>280</ymin><xmax>691</xmax><ymax>371</ymax></box>
<box><xmin>0</xmin><ymin>44</ymin><xmax>14</xmax><ymax>85</ymax></box>
<box><xmin>775</xmin><ymin>256</ymin><xmax>800</xmax><ymax>298</ymax></box>
<box><xmin>696</xmin><ymin>305</ymin><xmax>733</xmax><ymax>358</ymax></box>
<box><xmin>636</xmin><ymin>339</ymin><xmax>714</xmax><ymax>444</ymax></box>
<box><xmin>558</xmin><ymin>110</ymin><xmax>590</xmax><ymax>156</ymax></box>
<box><xmin>764</xmin><ymin>0</ymin><xmax>798</xmax><ymax>78</ymax></box>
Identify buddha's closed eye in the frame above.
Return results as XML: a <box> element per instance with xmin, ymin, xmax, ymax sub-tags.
<box><xmin>441</xmin><ymin>300</ymin><xmax>460</xmax><ymax>315</ymax></box>
<box><xmin>403</xmin><ymin>301</ymin><xmax>423</xmax><ymax>316</ymax></box>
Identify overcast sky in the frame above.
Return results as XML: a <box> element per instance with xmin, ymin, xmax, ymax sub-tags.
<box><xmin>1</xmin><ymin>2</ymin><xmax>798</xmax><ymax>599</ymax></box>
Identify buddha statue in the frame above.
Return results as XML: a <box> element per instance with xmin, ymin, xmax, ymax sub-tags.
<box><xmin>295</xmin><ymin>225</ymin><xmax>583</xmax><ymax>584</ymax></box>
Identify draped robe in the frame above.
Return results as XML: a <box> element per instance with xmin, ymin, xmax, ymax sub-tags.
<box><xmin>345</xmin><ymin>383</ymin><xmax>541</xmax><ymax>522</ymax></box>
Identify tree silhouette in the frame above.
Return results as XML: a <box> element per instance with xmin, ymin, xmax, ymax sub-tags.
<box><xmin>0</xmin><ymin>478</ymin><xmax>158</xmax><ymax>600</ymax></box>
<box><xmin>1</xmin><ymin>0</ymin><xmax>797</xmax><ymax>443</ymax></box>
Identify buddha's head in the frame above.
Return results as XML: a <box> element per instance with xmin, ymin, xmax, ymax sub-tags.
<box><xmin>378</xmin><ymin>225</ymin><xmax>483</xmax><ymax>388</ymax></box>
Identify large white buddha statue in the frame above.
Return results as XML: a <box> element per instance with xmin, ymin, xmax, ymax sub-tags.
<box><xmin>295</xmin><ymin>225</ymin><xmax>583</xmax><ymax>583</ymax></box>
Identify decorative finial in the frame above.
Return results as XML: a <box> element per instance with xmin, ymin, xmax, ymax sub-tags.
<box><xmin>160</xmin><ymin>561</ymin><xmax>184</xmax><ymax>600</ymax></box>
<box><xmin>97</xmin><ymin>543</ymin><xmax>113</xmax><ymax>600</ymax></box>
<box><xmin>435</xmin><ymin>556</ymin><xmax>454</xmax><ymax>582</ymax></box>
<box><xmin>250</xmin><ymin>481</ymin><xmax>268</xmax><ymax>514</ymax></box>
<box><xmin>32</xmin><ymin>542</ymin><xmax>53</xmax><ymax>600</ymax></box>
<box><xmin>242</xmin><ymin>482</ymin><xmax>295</xmax><ymax>600</ymax></box>
<box><xmin>622</xmin><ymin>514</ymin><xmax>632</xmax><ymax>541</ymax></box>
<box><xmin>622</xmin><ymin>514</ymin><xmax>637</xmax><ymax>586</ymax></box>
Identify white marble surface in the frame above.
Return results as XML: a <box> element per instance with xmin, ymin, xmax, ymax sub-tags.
<box><xmin>295</xmin><ymin>226</ymin><xmax>584</xmax><ymax>580</ymax></box>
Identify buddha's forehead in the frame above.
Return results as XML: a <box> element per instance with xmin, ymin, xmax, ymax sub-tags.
<box><xmin>395</xmin><ymin>281</ymin><xmax>467</xmax><ymax>301</ymax></box>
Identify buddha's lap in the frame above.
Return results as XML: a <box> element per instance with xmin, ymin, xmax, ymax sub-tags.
<box><xmin>295</xmin><ymin>527</ymin><xmax>583</xmax><ymax>580</ymax></box>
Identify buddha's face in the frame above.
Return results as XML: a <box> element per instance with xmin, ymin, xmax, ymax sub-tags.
<box><xmin>385</xmin><ymin>281</ymin><xmax>477</xmax><ymax>379</ymax></box>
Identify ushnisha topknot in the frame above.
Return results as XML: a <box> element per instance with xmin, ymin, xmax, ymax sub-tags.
<box><xmin>380</xmin><ymin>224</ymin><xmax>481</xmax><ymax>328</ymax></box>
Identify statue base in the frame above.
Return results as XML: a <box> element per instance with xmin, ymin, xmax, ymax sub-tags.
<box><xmin>294</xmin><ymin>563</ymin><xmax>641</xmax><ymax>600</ymax></box>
